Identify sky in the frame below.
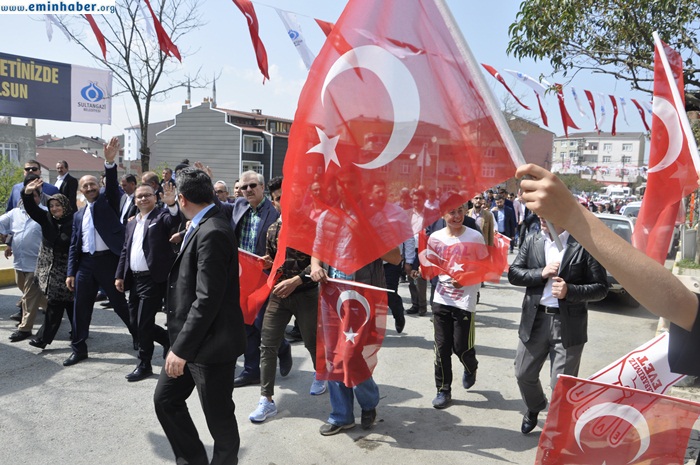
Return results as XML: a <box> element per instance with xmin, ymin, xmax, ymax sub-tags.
<box><xmin>0</xmin><ymin>0</ymin><xmax>653</xmax><ymax>142</ymax></box>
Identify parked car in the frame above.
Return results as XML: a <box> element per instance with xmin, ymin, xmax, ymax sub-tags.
<box><xmin>620</xmin><ymin>201</ymin><xmax>642</xmax><ymax>218</ymax></box>
<box><xmin>619</xmin><ymin>201</ymin><xmax>680</xmax><ymax>258</ymax></box>
<box><xmin>593</xmin><ymin>213</ymin><xmax>639</xmax><ymax>307</ymax></box>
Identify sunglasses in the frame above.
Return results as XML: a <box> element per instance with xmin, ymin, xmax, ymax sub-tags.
<box><xmin>24</xmin><ymin>167</ymin><xmax>39</xmax><ymax>172</ymax></box>
<box><xmin>240</xmin><ymin>183</ymin><xmax>258</xmax><ymax>191</ymax></box>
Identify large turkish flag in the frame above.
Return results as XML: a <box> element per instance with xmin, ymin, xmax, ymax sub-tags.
<box><xmin>536</xmin><ymin>375</ymin><xmax>700</xmax><ymax>465</ymax></box>
<box><xmin>238</xmin><ymin>250</ymin><xmax>271</xmax><ymax>325</ymax></box>
<box><xmin>278</xmin><ymin>0</ymin><xmax>522</xmax><ymax>274</ymax></box>
<box><xmin>316</xmin><ymin>280</ymin><xmax>388</xmax><ymax>387</ymax></box>
<box><xmin>632</xmin><ymin>35</ymin><xmax>699</xmax><ymax>264</ymax></box>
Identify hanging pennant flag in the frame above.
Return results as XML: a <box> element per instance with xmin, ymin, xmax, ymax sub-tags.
<box><xmin>584</xmin><ymin>89</ymin><xmax>599</xmax><ymax>132</ymax></box>
<box><xmin>598</xmin><ymin>92</ymin><xmax>607</xmax><ymax>131</ymax></box>
<box><xmin>315</xmin><ymin>18</ymin><xmax>335</xmax><ymax>37</ymax></box>
<box><xmin>535</xmin><ymin>375</ymin><xmax>700</xmax><ymax>465</ymax></box>
<box><xmin>275</xmin><ymin>0</ymin><xmax>526</xmax><ymax>275</ymax></box>
<box><xmin>632</xmin><ymin>32</ymin><xmax>700</xmax><ymax>264</ymax></box>
<box><xmin>143</xmin><ymin>0</ymin><xmax>181</xmax><ymax>62</ymax></box>
<box><xmin>84</xmin><ymin>14</ymin><xmax>107</xmax><ymax>60</ymax></box>
<box><xmin>45</xmin><ymin>15</ymin><xmax>53</xmax><ymax>41</ymax></box>
<box><xmin>482</xmin><ymin>64</ymin><xmax>530</xmax><ymax>110</ymax></box>
<box><xmin>231</xmin><ymin>0</ymin><xmax>270</xmax><ymax>82</ymax></box>
<box><xmin>136</xmin><ymin>0</ymin><xmax>157</xmax><ymax>45</ymax></box>
<box><xmin>505</xmin><ymin>69</ymin><xmax>549</xmax><ymax>126</ymax></box>
<box><xmin>570</xmin><ymin>87</ymin><xmax>587</xmax><ymax>118</ymax></box>
<box><xmin>619</xmin><ymin>96</ymin><xmax>630</xmax><ymax>124</ymax></box>
<box><xmin>555</xmin><ymin>83</ymin><xmax>580</xmax><ymax>138</ymax></box>
<box><xmin>631</xmin><ymin>98</ymin><xmax>651</xmax><ymax>131</ymax></box>
<box><xmin>275</xmin><ymin>8</ymin><xmax>316</xmax><ymax>70</ymax></box>
<box><xmin>609</xmin><ymin>95</ymin><xmax>619</xmax><ymax>136</ymax></box>
<box><xmin>316</xmin><ymin>280</ymin><xmax>388</xmax><ymax>387</ymax></box>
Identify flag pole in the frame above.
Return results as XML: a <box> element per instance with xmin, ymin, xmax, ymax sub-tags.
<box><xmin>433</xmin><ymin>0</ymin><xmax>562</xmax><ymax>250</ymax></box>
<box><xmin>652</xmin><ymin>31</ymin><xmax>700</xmax><ymax>174</ymax></box>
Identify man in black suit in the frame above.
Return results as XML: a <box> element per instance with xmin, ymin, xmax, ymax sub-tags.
<box><xmin>55</xmin><ymin>160</ymin><xmax>78</xmax><ymax>212</ymax></box>
<box><xmin>115</xmin><ymin>182</ymin><xmax>180</xmax><ymax>382</ymax></box>
<box><xmin>227</xmin><ymin>171</ymin><xmax>292</xmax><ymax>387</ymax></box>
<box><xmin>508</xmin><ymin>218</ymin><xmax>607</xmax><ymax>434</ymax></box>
<box><xmin>64</xmin><ymin>137</ymin><xmax>134</xmax><ymax>367</ymax></box>
<box><xmin>119</xmin><ymin>174</ymin><xmax>138</xmax><ymax>225</ymax></box>
<box><xmin>492</xmin><ymin>194</ymin><xmax>517</xmax><ymax>253</ymax></box>
<box><xmin>154</xmin><ymin>168</ymin><xmax>246</xmax><ymax>465</ymax></box>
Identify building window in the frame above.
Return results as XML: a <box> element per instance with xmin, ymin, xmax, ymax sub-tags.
<box><xmin>243</xmin><ymin>135</ymin><xmax>264</xmax><ymax>154</ymax></box>
<box><xmin>481</xmin><ymin>165</ymin><xmax>496</xmax><ymax>178</ymax></box>
<box><xmin>603</xmin><ymin>143</ymin><xmax>612</xmax><ymax>152</ymax></box>
<box><xmin>270</xmin><ymin>121</ymin><xmax>291</xmax><ymax>134</ymax></box>
<box><xmin>583</xmin><ymin>155</ymin><xmax>597</xmax><ymax>163</ymax></box>
<box><xmin>622</xmin><ymin>143</ymin><xmax>632</xmax><ymax>152</ymax></box>
<box><xmin>569</xmin><ymin>141</ymin><xmax>577</xmax><ymax>147</ymax></box>
<box><xmin>586</xmin><ymin>143</ymin><xmax>598</xmax><ymax>151</ymax></box>
<box><xmin>242</xmin><ymin>161</ymin><xmax>264</xmax><ymax>175</ymax></box>
<box><xmin>0</xmin><ymin>142</ymin><xmax>19</xmax><ymax>164</ymax></box>
<box><xmin>603</xmin><ymin>156</ymin><xmax>611</xmax><ymax>163</ymax></box>
<box><xmin>622</xmin><ymin>155</ymin><xmax>632</xmax><ymax>163</ymax></box>
<box><xmin>569</xmin><ymin>150</ymin><xmax>577</xmax><ymax>158</ymax></box>
<box><xmin>484</xmin><ymin>147</ymin><xmax>495</xmax><ymax>158</ymax></box>
<box><xmin>401</xmin><ymin>163</ymin><xmax>410</xmax><ymax>175</ymax></box>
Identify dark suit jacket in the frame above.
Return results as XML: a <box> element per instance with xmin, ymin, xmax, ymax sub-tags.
<box><xmin>67</xmin><ymin>164</ymin><xmax>125</xmax><ymax>277</ymax></box>
<box><xmin>7</xmin><ymin>181</ymin><xmax>59</xmax><ymax>210</ymax></box>
<box><xmin>508</xmin><ymin>233</ymin><xmax>608</xmax><ymax>348</ymax></box>
<box><xmin>220</xmin><ymin>197</ymin><xmax>279</xmax><ymax>256</ymax></box>
<box><xmin>165</xmin><ymin>204</ymin><xmax>246</xmax><ymax>363</ymax></box>
<box><xmin>115</xmin><ymin>206</ymin><xmax>180</xmax><ymax>288</ymax></box>
<box><xmin>492</xmin><ymin>205</ymin><xmax>517</xmax><ymax>238</ymax></box>
<box><xmin>59</xmin><ymin>173</ymin><xmax>79</xmax><ymax>213</ymax></box>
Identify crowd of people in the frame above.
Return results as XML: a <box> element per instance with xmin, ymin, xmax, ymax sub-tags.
<box><xmin>3</xmin><ymin>139</ymin><xmax>700</xmax><ymax>464</ymax></box>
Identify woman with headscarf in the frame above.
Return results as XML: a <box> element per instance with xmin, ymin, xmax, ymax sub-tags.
<box><xmin>21</xmin><ymin>178</ymin><xmax>74</xmax><ymax>350</ymax></box>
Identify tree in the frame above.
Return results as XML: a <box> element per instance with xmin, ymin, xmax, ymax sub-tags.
<box><xmin>507</xmin><ymin>0</ymin><xmax>700</xmax><ymax>109</ymax></box>
<box><xmin>0</xmin><ymin>157</ymin><xmax>24</xmax><ymax>214</ymax></box>
<box><xmin>60</xmin><ymin>0</ymin><xmax>204</xmax><ymax>171</ymax></box>
<box><xmin>556</xmin><ymin>173</ymin><xmax>604</xmax><ymax>195</ymax></box>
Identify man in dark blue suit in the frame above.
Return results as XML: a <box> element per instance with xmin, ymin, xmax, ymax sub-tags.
<box><xmin>115</xmin><ymin>182</ymin><xmax>181</xmax><ymax>381</ymax></box>
<box><xmin>492</xmin><ymin>194</ymin><xmax>518</xmax><ymax>253</ymax></box>
<box><xmin>6</xmin><ymin>159</ymin><xmax>59</xmax><ymax>210</ymax></box>
<box><xmin>64</xmin><ymin>137</ymin><xmax>134</xmax><ymax>366</ymax></box>
<box><xmin>223</xmin><ymin>170</ymin><xmax>292</xmax><ymax>387</ymax></box>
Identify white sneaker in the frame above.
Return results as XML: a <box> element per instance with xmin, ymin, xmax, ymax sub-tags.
<box><xmin>249</xmin><ymin>397</ymin><xmax>277</xmax><ymax>423</ymax></box>
<box><xmin>310</xmin><ymin>375</ymin><xmax>327</xmax><ymax>396</ymax></box>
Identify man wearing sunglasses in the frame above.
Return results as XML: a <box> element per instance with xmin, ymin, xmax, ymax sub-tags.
<box><xmin>223</xmin><ymin>171</ymin><xmax>293</xmax><ymax>387</ymax></box>
<box><xmin>6</xmin><ymin>160</ymin><xmax>59</xmax><ymax>211</ymax></box>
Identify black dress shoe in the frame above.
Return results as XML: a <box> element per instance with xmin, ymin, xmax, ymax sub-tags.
<box><xmin>100</xmin><ymin>301</ymin><xmax>114</xmax><ymax>308</ymax></box>
<box><xmin>405</xmin><ymin>307</ymin><xmax>419</xmax><ymax>315</ymax></box>
<box><xmin>126</xmin><ymin>364</ymin><xmax>153</xmax><ymax>382</ymax></box>
<box><xmin>9</xmin><ymin>311</ymin><xmax>22</xmax><ymax>321</ymax></box>
<box><xmin>395</xmin><ymin>314</ymin><xmax>405</xmax><ymax>334</ymax></box>
<box><xmin>63</xmin><ymin>352</ymin><xmax>88</xmax><ymax>366</ymax></box>
<box><xmin>234</xmin><ymin>375</ymin><xmax>260</xmax><ymax>388</ymax></box>
<box><xmin>9</xmin><ymin>330</ymin><xmax>31</xmax><ymax>342</ymax></box>
<box><xmin>95</xmin><ymin>292</ymin><xmax>108</xmax><ymax>302</ymax></box>
<box><xmin>28</xmin><ymin>338</ymin><xmax>47</xmax><ymax>349</ymax></box>
<box><xmin>521</xmin><ymin>411</ymin><xmax>539</xmax><ymax>434</ymax></box>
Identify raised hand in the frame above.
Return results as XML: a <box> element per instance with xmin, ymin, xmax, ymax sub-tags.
<box><xmin>103</xmin><ymin>136</ymin><xmax>120</xmax><ymax>164</ymax></box>
<box><xmin>162</xmin><ymin>181</ymin><xmax>177</xmax><ymax>207</ymax></box>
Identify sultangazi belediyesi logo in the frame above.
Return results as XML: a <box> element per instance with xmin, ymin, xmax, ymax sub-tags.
<box><xmin>80</xmin><ymin>82</ymin><xmax>104</xmax><ymax>103</ymax></box>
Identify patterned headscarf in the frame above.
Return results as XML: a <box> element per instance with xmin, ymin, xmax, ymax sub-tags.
<box><xmin>47</xmin><ymin>193</ymin><xmax>72</xmax><ymax>220</ymax></box>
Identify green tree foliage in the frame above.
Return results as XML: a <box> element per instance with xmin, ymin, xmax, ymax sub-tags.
<box><xmin>556</xmin><ymin>173</ymin><xmax>604</xmax><ymax>194</ymax></box>
<box><xmin>507</xmin><ymin>0</ymin><xmax>700</xmax><ymax>109</ymax></box>
<box><xmin>0</xmin><ymin>157</ymin><xmax>25</xmax><ymax>214</ymax></box>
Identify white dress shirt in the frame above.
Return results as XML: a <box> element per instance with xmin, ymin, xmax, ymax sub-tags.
<box><xmin>539</xmin><ymin>230</ymin><xmax>570</xmax><ymax>307</ymax></box>
<box><xmin>81</xmin><ymin>202</ymin><xmax>110</xmax><ymax>254</ymax></box>
<box><xmin>129</xmin><ymin>213</ymin><xmax>149</xmax><ymax>272</ymax></box>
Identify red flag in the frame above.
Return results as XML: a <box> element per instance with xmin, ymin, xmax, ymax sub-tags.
<box><xmin>231</xmin><ymin>0</ymin><xmax>269</xmax><ymax>82</ymax></box>
<box><xmin>315</xmin><ymin>18</ymin><xmax>335</xmax><ymax>37</ymax></box>
<box><xmin>632</xmin><ymin>35</ymin><xmax>699</xmax><ymax>264</ymax></box>
<box><xmin>84</xmin><ymin>15</ymin><xmax>106</xmax><ymax>59</ymax></box>
<box><xmin>536</xmin><ymin>375</ymin><xmax>700</xmax><ymax>465</ymax></box>
<box><xmin>238</xmin><ymin>250</ymin><xmax>271</xmax><ymax>325</ymax></box>
<box><xmin>555</xmin><ymin>83</ymin><xmax>580</xmax><ymax>138</ymax></box>
<box><xmin>584</xmin><ymin>89</ymin><xmax>599</xmax><ymax>132</ymax></box>
<box><xmin>418</xmin><ymin>228</ymin><xmax>505</xmax><ymax>286</ymax></box>
<box><xmin>279</xmin><ymin>0</ymin><xmax>522</xmax><ymax>275</ymax></box>
<box><xmin>631</xmin><ymin>98</ymin><xmax>651</xmax><ymax>131</ymax></box>
<box><xmin>316</xmin><ymin>280</ymin><xmax>388</xmax><ymax>387</ymax></box>
<box><xmin>143</xmin><ymin>0</ymin><xmax>182</xmax><ymax>62</ymax></box>
<box><xmin>481</xmin><ymin>63</ymin><xmax>530</xmax><ymax>110</ymax></box>
<box><xmin>609</xmin><ymin>95</ymin><xmax>619</xmax><ymax>135</ymax></box>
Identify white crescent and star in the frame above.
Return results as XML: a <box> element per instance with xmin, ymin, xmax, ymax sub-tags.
<box><xmin>307</xmin><ymin>44</ymin><xmax>420</xmax><ymax>171</ymax></box>
<box><xmin>574</xmin><ymin>402</ymin><xmax>650</xmax><ymax>463</ymax></box>
<box><xmin>336</xmin><ymin>289</ymin><xmax>371</xmax><ymax>344</ymax></box>
<box><xmin>648</xmin><ymin>96</ymin><xmax>683</xmax><ymax>173</ymax></box>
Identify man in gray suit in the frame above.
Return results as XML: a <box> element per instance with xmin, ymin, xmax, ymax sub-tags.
<box><xmin>153</xmin><ymin>168</ymin><xmax>246</xmax><ymax>465</ymax></box>
<box><xmin>508</xmin><ymin>218</ymin><xmax>607</xmax><ymax>435</ymax></box>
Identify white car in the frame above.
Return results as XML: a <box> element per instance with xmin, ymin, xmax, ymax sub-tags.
<box><xmin>620</xmin><ymin>201</ymin><xmax>642</xmax><ymax>218</ymax></box>
<box><xmin>594</xmin><ymin>213</ymin><xmax>638</xmax><ymax>306</ymax></box>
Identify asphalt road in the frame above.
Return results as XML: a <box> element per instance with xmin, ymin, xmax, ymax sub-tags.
<box><xmin>0</xmin><ymin>267</ymin><xmax>686</xmax><ymax>465</ymax></box>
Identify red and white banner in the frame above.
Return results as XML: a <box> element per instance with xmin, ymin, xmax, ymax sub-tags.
<box><xmin>536</xmin><ymin>375</ymin><xmax>700</xmax><ymax>465</ymax></box>
<box><xmin>238</xmin><ymin>249</ymin><xmax>271</xmax><ymax>325</ymax></box>
<box><xmin>632</xmin><ymin>33</ymin><xmax>700</xmax><ymax>264</ymax></box>
<box><xmin>316</xmin><ymin>280</ymin><xmax>388</xmax><ymax>387</ymax></box>
<box><xmin>143</xmin><ymin>0</ymin><xmax>181</xmax><ymax>62</ymax></box>
<box><xmin>589</xmin><ymin>332</ymin><xmax>685</xmax><ymax>394</ymax></box>
<box><xmin>231</xmin><ymin>0</ymin><xmax>269</xmax><ymax>82</ymax></box>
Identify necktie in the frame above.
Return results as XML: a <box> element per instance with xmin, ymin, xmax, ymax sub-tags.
<box><xmin>88</xmin><ymin>204</ymin><xmax>96</xmax><ymax>254</ymax></box>
<box><xmin>182</xmin><ymin>224</ymin><xmax>195</xmax><ymax>245</ymax></box>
